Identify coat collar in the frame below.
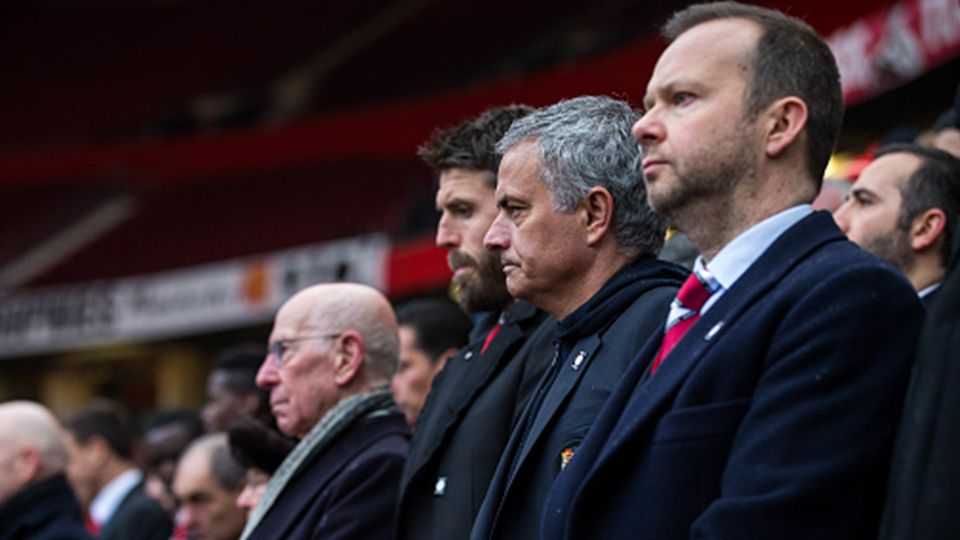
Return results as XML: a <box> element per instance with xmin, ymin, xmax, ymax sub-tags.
<box><xmin>401</xmin><ymin>301</ymin><xmax>543</xmax><ymax>487</ymax></box>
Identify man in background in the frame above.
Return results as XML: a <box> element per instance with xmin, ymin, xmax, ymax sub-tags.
<box><xmin>203</xmin><ymin>343</ymin><xmax>272</xmax><ymax>433</ymax></box>
<box><xmin>834</xmin><ymin>143</ymin><xmax>960</xmax><ymax>304</ymax></box>
<box><xmin>172</xmin><ymin>433</ymin><xmax>247</xmax><ymax>540</ymax></box>
<box><xmin>0</xmin><ymin>400</ymin><xmax>92</xmax><ymax>540</ymax></box>
<box><xmin>64</xmin><ymin>401</ymin><xmax>172</xmax><ymax>540</ymax></box>
<box><xmin>391</xmin><ymin>297</ymin><xmax>472</xmax><ymax>428</ymax></box>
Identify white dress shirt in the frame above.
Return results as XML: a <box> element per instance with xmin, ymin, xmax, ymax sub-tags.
<box><xmin>90</xmin><ymin>468</ymin><xmax>142</xmax><ymax>528</ymax></box>
<box><xmin>694</xmin><ymin>204</ymin><xmax>813</xmax><ymax>316</ymax></box>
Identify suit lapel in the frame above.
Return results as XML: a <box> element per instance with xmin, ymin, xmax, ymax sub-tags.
<box><xmin>405</xmin><ymin>305</ymin><xmax>533</xmax><ymax>482</ymax></box>
<box><xmin>593</xmin><ymin>212</ymin><xmax>845</xmax><ymax>469</ymax></box>
<box><xmin>507</xmin><ymin>335</ymin><xmax>601</xmax><ymax>487</ymax></box>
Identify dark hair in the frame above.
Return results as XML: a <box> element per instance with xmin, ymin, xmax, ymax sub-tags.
<box><xmin>64</xmin><ymin>400</ymin><xmax>136</xmax><ymax>460</ymax></box>
<box><xmin>147</xmin><ymin>408</ymin><xmax>204</xmax><ymax>438</ymax></box>
<box><xmin>663</xmin><ymin>1</ymin><xmax>844</xmax><ymax>184</ymax></box>
<box><xmin>213</xmin><ymin>343</ymin><xmax>265</xmax><ymax>394</ymax></box>
<box><xmin>227</xmin><ymin>415</ymin><xmax>295</xmax><ymax>475</ymax></box>
<box><xmin>395</xmin><ymin>297</ymin><xmax>472</xmax><ymax>363</ymax></box>
<box><xmin>876</xmin><ymin>143</ymin><xmax>960</xmax><ymax>266</ymax></box>
<box><xmin>212</xmin><ymin>343</ymin><xmax>270</xmax><ymax>418</ymax></box>
<box><xmin>417</xmin><ymin>105</ymin><xmax>534</xmax><ymax>183</ymax></box>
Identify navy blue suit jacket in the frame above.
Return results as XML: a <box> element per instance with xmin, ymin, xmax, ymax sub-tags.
<box><xmin>542</xmin><ymin>211</ymin><xmax>924</xmax><ymax>540</ymax></box>
<box><xmin>248</xmin><ymin>412</ymin><xmax>409</xmax><ymax>540</ymax></box>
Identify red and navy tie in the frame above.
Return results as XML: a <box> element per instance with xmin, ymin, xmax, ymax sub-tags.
<box><xmin>650</xmin><ymin>268</ymin><xmax>716</xmax><ymax>375</ymax></box>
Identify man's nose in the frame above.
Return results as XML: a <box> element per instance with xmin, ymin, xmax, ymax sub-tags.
<box><xmin>255</xmin><ymin>354</ymin><xmax>279</xmax><ymax>388</ymax></box>
<box><xmin>436</xmin><ymin>214</ymin><xmax>460</xmax><ymax>249</ymax></box>
<box><xmin>632</xmin><ymin>110</ymin><xmax>664</xmax><ymax>148</ymax></box>
<box><xmin>484</xmin><ymin>213</ymin><xmax>510</xmax><ymax>251</ymax></box>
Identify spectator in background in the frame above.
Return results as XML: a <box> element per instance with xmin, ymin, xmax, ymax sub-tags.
<box><xmin>396</xmin><ymin>105</ymin><xmax>556</xmax><ymax>540</ymax></box>
<box><xmin>64</xmin><ymin>401</ymin><xmax>172</xmax><ymax>540</ymax></box>
<box><xmin>931</xmin><ymin>84</ymin><xmax>960</xmax><ymax>157</ymax></box>
<box><xmin>391</xmin><ymin>297</ymin><xmax>472</xmax><ymax>428</ymax></box>
<box><xmin>143</xmin><ymin>408</ymin><xmax>204</xmax><ymax>517</ymax></box>
<box><xmin>227</xmin><ymin>415</ymin><xmax>294</xmax><ymax>519</ymax></box>
<box><xmin>172</xmin><ymin>434</ymin><xmax>247</xmax><ymax>540</ymax></box>
<box><xmin>203</xmin><ymin>344</ymin><xmax>272</xmax><ymax>433</ymax></box>
<box><xmin>879</xmin><ymin>168</ymin><xmax>960</xmax><ymax>540</ymax></box>
<box><xmin>834</xmin><ymin>143</ymin><xmax>960</xmax><ymax>303</ymax></box>
<box><xmin>244</xmin><ymin>283</ymin><xmax>408</xmax><ymax>540</ymax></box>
<box><xmin>541</xmin><ymin>3</ymin><xmax>923</xmax><ymax>539</ymax></box>
<box><xmin>0</xmin><ymin>401</ymin><xmax>92</xmax><ymax>540</ymax></box>
<box><xmin>473</xmin><ymin>95</ymin><xmax>685</xmax><ymax>540</ymax></box>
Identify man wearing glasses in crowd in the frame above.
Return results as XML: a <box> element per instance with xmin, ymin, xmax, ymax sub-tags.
<box><xmin>244</xmin><ymin>283</ymin><xmax>409</xmax><ymax>540</ymax></box>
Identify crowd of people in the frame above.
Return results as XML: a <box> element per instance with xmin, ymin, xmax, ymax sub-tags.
<box><xmin>2</xmin><ymin>2</ymin><xmax>960</xmax><ymax>539</ymax></box>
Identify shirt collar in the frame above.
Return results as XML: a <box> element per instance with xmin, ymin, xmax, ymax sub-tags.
<box><xmin>90</xmin><ymin>468</ymin><xmax>142</xmax><ymax>526</ymax></box>
<box><xmin>694</xmin><ymin>204</ymin><xmax>813</xmax><ymax>292</ymax></box>
<box><xmin>919</xmin><ymin>281</ymin><xmax>942</xmax><ymax>299</ymax></box>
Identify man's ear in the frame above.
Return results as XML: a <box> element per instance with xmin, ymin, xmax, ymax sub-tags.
<box><xmin>579</xmin><ymin>187</ymin><xmax>615</xmax><ymax>247</ymax></box>
<box><xmin>910</xmin><ymin>208</ymin><xmax>947</xmax><ymax>253</ymax></box>
<box><xmin>12</xmin><ymin>446</ymin><xmax>42</xmax><ymax>485</ymax></box>
<box><xmin>333</xmin><ymin>331</ymin><xmax>365</xmax><ymax>386</ymax></box>
<box><xmin>763</xmin><ymin>96</ymin><xmax>808</xmax><ymax>159</ymax></box>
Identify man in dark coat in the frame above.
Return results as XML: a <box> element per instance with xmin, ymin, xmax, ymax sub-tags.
<box><xmin>471</xmin><ymin>95</ymin><xmax>686</xmax><ymax>540</ymax></box>
<box><xmin>63</xmin><ymin>401</ymin><xmax>172</xmax><ymax>540</ymax></box>
<box><xmin>834</xmin><ymin>143</ymin><xmax>960</xmax><ymax>305</ymax></box>
<box><xmin>0</xmin><ymin>400</ymin><xmax>92</xmax><ymax>540</ymax></box>
<box><xmin>879</xmin><ymin>216</ymin><xmax>960</xmax><ymax>539</ymax></box>
<box><xmin>396</xmin><ymin>105</ymin><xmax>556</xmax><ymax>540</ymax></box>
<box><xmin>243</xmin><ymin>283</ymin><xmax>409</xmax><ymax>540</ymax></box>
<box><xmin>541</xmin><ymin>4</ymin><xmax>923</xmax><ymax>539</ymax></box>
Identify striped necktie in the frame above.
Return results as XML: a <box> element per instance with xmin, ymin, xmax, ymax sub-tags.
<box><xmin>650</xmin><ymin>267</ymin><xmax>717</xmax><ymax>374</ymax></box>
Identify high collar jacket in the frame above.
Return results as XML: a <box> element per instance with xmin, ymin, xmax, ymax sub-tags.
<box><xmin>396</xmin><ymin>301</ymin><xmax>555</xmax><ymax>540</ymax></box>
<box><xmin>471</xmin><ymin>257</ymin><xmax>687</xmax><ymax>540</ymax></box>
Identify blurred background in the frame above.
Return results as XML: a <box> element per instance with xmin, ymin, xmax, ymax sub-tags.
<box><xmin>0</xmin><ymin>0</ymin><xmax>957</xmax><ymax>417</ymax></box>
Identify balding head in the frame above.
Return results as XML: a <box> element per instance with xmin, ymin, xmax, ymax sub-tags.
<box><xmin>256</xmin><ymin>283</ymin><xmax>399</xmax><ymax>438</ymax></box>
<box><xmin>0</xmin><ymin>401</ymin><xmax>69</xmax><ymax>504</ymax></box>
<box><xmin>174</xmin><ymin>434</ymin><xmax>246</xmax><ymax>540</ymax></box>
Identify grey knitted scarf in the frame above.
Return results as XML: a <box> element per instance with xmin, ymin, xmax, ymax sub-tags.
<box><xmin>240</xmin><ymin>389</ymin><xmax>396</xmax><ymax>539</ymax></box>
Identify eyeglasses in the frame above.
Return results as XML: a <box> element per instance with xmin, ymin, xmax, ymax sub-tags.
<box><xmin>267</xmin><ymin>333</ymin><xmax>341</xmax><ymax>366</ymax></box>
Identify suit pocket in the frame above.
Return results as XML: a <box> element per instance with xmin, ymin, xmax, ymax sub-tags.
<box><xmin>653</xmin><ymin>398</ymin><xmax>750</xmax><ymax>443</ymax></box>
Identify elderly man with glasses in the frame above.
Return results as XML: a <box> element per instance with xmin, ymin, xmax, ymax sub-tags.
<box><xmin>243</xmin><ymin>283</ymin><xmax>410</xmax><ymax>540</ymax></box>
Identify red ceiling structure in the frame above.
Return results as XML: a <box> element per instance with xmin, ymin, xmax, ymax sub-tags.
<box><xmin>0</xmin><ymin>0</ymin><xmax>952</xmax><ymax>296</ymax></box>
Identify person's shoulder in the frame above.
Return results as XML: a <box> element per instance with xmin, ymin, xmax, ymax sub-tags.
<box><xmin>802</xmin><ymin>238</ymin><xmax>915</xmax><ymax>294</ymax></box>
<box><xmin>110</xmin><ymin>485</ymin><xmax>173</xmax><ymax>534</ymax></box>
<box><xmin>334</xmin><ymin>412</ymin><xmax>410</xmax><ymax>467</ymax></box>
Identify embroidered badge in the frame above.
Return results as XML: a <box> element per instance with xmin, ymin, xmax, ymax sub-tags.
<box><xmin>560</xmin><ymin>447</ymin><xmax>576</xmax><ymax>470</ymax></box>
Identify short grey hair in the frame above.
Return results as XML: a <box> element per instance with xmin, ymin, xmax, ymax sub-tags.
<box><xmin>496</xmin><ymin>95</ymin><xmax>666</xmax><ymax>258</ymax></box>
<box><xmin>185</xmin><ymin>434</ymin><xmax>245</xmax><ymax>491</ymax></box>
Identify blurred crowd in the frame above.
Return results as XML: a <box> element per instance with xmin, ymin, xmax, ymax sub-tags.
<box><xmin>2</xmin><ymin>2</ymin><xmax>959</xmax><ymax>540</ymax></box>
